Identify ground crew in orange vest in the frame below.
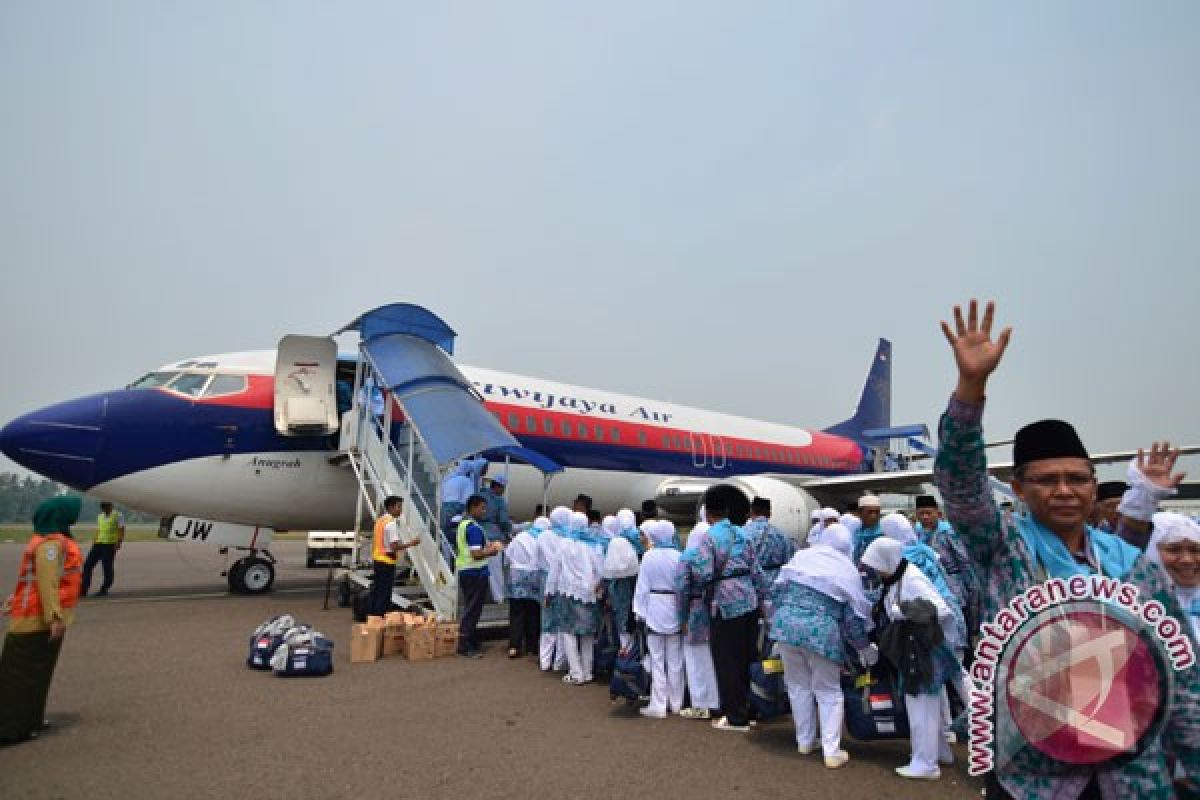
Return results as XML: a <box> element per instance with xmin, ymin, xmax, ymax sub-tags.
<box><xmin>0</xmin><ymin>496</ymin><xmax>84</xmax><ymax>745</ymax></box>
<box><xmin>369</xmin><ymin>495</ymin><xmax>419</xmax><ymax>616</ymax></box>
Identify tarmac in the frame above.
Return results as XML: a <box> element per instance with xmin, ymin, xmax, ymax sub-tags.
<box><xmin>0</xmin><ymin>541</ymin><xmax>984</xmax><ymax>799</ymax></box>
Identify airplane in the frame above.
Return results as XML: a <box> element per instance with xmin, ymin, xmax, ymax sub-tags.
<box><xmin>1</xmin><ymin>303</ymin><xmax>1189</xmax><ymax>597</ymax></box>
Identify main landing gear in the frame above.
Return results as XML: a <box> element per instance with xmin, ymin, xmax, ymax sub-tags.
<box><xmin>222</xmin><ymin>548</ymin><xmax>277</xmax><ymax>594</ymax></box>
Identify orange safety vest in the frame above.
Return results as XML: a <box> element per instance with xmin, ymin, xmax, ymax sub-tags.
<box><xmin>372</xmin><ymin>514</ymin><xmax>396</xmax><ymax>565</ymax></box>
<box><xmin>8</xmin><ymin>533</ymin><xmax>83</xmax><ymax>621</ymax></box>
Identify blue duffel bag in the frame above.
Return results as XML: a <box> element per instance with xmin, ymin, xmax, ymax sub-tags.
<box><xmin>271</xmin><ymin>630</ymin><xmax>335</xmax><ymax>678</ymax></box>
<box><xmin>609</xmin><ymin>626</ymin><xmax>650</xmax><ymax>705</ymax></box>
<box><xmin>593</xmin><ymin>610</ymin><xmax>620</xmax><ymax>679</ymax></box>
<box><xmin>247</xmin><ymin>615</ymin><xmax>300</xmax><ymax>670</ymax></box>
<box><xmin>748</xmin><ymin>646</ymin><xmax>790</xmax><ymax>721</ymax></box>
<box><xmin>841</xmin><ymin>664</ymin><xmax>910</xmax><ymax>741</ymax></box>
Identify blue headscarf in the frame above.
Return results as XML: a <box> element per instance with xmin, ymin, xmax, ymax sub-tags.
<box><xmin>1014</xmin><ymin>514</ymin><xmax>1141</xmax><ymax>580</ymax></box>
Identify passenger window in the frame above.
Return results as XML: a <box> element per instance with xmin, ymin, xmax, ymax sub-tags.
<box><xmin>662</xmin><ymin>435</ymin><xmax>670</xmax><ymax>448</ymax></box>
<box><xmin>543</xmin><ymin>418</ymin><xmax>554</xmax><ymax>434</ymax></box>
<box><xmin>203</xmin><ymin>374</ymin><xmax>247</xmax><ymax>397</ymax></box>
<box><xmin>611</xmin><ymin>427</ymin><xmax>620</xmax><ymax>442</ymax></box>
<box><xmin>560</xmin><ymin>420</ymin><xmax>572</xmax><ymax>436</ymax></box>
<box><xmin>129</xmin><ymin>371</ymin><xmax>180</xmax><ymax>389</ymax></box>
<box><xmin>577</xmin><ymin>423</ymin><xmax>588</xmax><ymax>439</ymax></box>
<box><xmin>594</xmin><ymin>425</ymin><xmax>604</xmax><ymax>441</ymax></box>
<box><xmin>637</xmin><ymin>431</ymin><xmax>647</xmax><ymax>445</ymax></box>
<box><xmin>169</xmin><ymin>373</ymin><xmax>212</xmax><ymax>398</ymax></box>
<box><xmin>526</xmin><ymin>415</ymin><xmax>537</xmax><ymax>431</ymax></box>
<box><xmin>507</xmin><ymin>413</ymin><xmax>520</xmax><ymax>430</ymax></box>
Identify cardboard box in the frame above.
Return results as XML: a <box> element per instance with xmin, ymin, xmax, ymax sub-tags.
<box><xmin>381</xmin><ymin>626</ymin><xmax>407</xmax><ymax>657</ymax></box>
<box><xmin>350</xmin><ymin>623</ymin><xmax>382</xmax><ymax>663</ymax></box>
<box><xmin>434</xmin><ymin>622</ymin><xmax>459</xmax><ymax>658</ymax></box>
<box><xmin>403</xmin><ymin>624</ymin><xmax>436</xmax><ymax>661</ymax></box>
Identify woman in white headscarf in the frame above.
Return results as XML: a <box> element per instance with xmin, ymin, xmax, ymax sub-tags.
<box><xmin>1147</xmin><ymin>512</ymin><xmax>1200</xmax><ymax>641</ymax></box>
<box><xmin>860</xmin><ymin>537</ymin><xmax>957</xmax><ymax>781</ymax></box>
<box><xmin>549</xmin><ymin>512</ymin><xmax>604</xmax><ymax>684</ymax></box>
<box><xmin>676</xmin><ymin>520</ymin><xmax>720</xmax><ymax>719</ymax></box>
<box><xmin>537</xmin><ymin>507</ymin><xmax>572</xmax><ymax>671</ymax></box>
<box><xmin>634</xmin><ymin>520</ymin><xmax>685</xmax><ymax>718</ymax></box>
<box><xmin>768</xmin><ymin>523</ymin><xmax>875</xmax><ymax>769</ymax></box>
<box><xmin>603</xmin><ymin>522</ymin><xmax>641</xmax><ymax>650</ymax></box>
<box><xmin>505</xmin><ymin>517</ymin><xmax>548</xmax><ymax>659</ymax></box>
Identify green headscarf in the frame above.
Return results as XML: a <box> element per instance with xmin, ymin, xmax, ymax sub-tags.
<box><xmin>31</xmin><ymin>496</ymin><xmax>83</xmax><ymax>536</ymax></box>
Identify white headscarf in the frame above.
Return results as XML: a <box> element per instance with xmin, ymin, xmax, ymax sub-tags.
<box><xmin>862</xmin><ymin>537</ymin><xmax>952</xmax><ymax>630</ymax></box>
<box><xmin>776</xmin><ymin>523</ymin><xmax>872</xmax><ymax>622</ymax></box>
<box><xmin>549</xmin><ymin>506</ymin><xmax>572</xmax><ymax>532</ymax></box>
<box><xmin>819</xmin><ymin>523</ymin><xmax>854</xmax><ymax>560</ymax></box>
<box><xmin>616</xmin><ymin>509</ymin><xmax>637</xmax><ymax>531</ymax></box>
<box><xmin>881</xmin><ymin>512</ymin><xmax>918</xmax><ymax>546</ymax></box>
<box><xmin>554</xmin><ymin>537</ymin><xmax>601</xmax><ymax>604</ymax></box>
<box><xmin>603</xmin><ymin>535</ymin><xmax>640</xmax><ymax>579</ymax></box>
<box><xmin>570</xmin><ymin>511</ymin><xmax>588</xmax><ymax>533</ymax></box>
<box><xmin>650</xmin><ymin>520</ymin><xmax>676</xmax><ymax>548</ymax></box>
<box><xmin>840</xmin><ymin>513</ymin><xmax>862</xmax><ymax>536</ymax></box>
<box><xmin>1146</xmin><ymin>512</ymin><xmax>1200</xmax><ymax>568</ymax></box>
<box><xmin>536</xmin><ymin>526</ymin><xmax>563</xmax><ymax>575</ymax></box>
<box><xmin>532</xmin><ymin>516</ymin><xmax>551</xmax><ymax>531</ymax></box>
<box><xmin>505</xmin><ymin>530</ymin><xmax>539</xmax><ymax>572</ymax></box>
<box><xmin>819</xmin><ymin>507</ymin><xmax>840</xmax><ymax>525</ymax></box>
<box><xmin>687</xmin><ymin>521</ymin><xmax>710</xmax><ymax>549</ymax></box>
<box><xmin>634</xmin><ymin>534</ymin><xmax>683</xmax><ymax>634</ymax></box>
<box><xmin>861</xmin><ymin>537</ymin><xmax>905</xmax><ymax>576</ymax></box>
<box><xmin>601</xmin><ymin>515</ymin><xmax>620</xmax><ymax>538</ymax></box>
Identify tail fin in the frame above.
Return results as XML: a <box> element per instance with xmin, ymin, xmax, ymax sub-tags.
<box><xmin>823</xmin><ymin>338</ymin><xmax>891</xmax><ymax>443</ymax></box>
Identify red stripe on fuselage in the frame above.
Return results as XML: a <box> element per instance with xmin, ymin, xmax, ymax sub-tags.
<box><xmin>179</xmin><ymin>375</ymin><xmax>862</xmax><ymax>472</ymax></box>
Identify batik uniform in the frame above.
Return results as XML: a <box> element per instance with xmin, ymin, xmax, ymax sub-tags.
<box><xmin>768</xmin><ymin>583</ymin><xmax>869</xmax><ymax>663</ymax></box>
<box><xmin>935</xmin><ymin>396</ymin><xmax>1200</xmax><ymax>798</ymax></box>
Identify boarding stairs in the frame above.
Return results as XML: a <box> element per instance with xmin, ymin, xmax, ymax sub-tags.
<box><xmin>342</xmin><ymin>380</ymin><xmax>457</xmax><ymax>619</ymax></box>
<box><xmin>328</xmin><ymin>303</ymin><xmax>564</xmax><ymax>624</ymax></box>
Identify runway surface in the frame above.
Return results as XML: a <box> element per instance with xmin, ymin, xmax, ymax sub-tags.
<box><xmin>0</xmin><ymin>542</ymin><xmax>983</xmax><ymax>799</ymax></box>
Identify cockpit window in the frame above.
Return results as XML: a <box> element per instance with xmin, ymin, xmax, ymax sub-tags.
<box><xmin>129</xmin><ymin>371</ymin><xmax>181</xmax><ymax>389</ymax></box>
<box><xmin>202</xmin><ymin>374</ymin><xmax>247</xmax><ymax>397</ymax></box>
<box><xmin>169</xmin><ymin>373</ymin><xmax>213</xmax><ymax>398</ymax></box>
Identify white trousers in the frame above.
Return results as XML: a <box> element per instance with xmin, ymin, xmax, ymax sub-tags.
<box><xmin>904</xmin><ymin>692</ymin><xmax>946</xmax><ymax>775</ymax></box>
<box><xmin>778</xmin><ymin>644</ymin><xmax>843</xmax><ymax>757</ymax></box>
<box><xmin>562</xmin><ymin>633</ymin><xmax>595</xmax><ymax>682</ymax></box>
<box><xmin>646</xmin><ymin>633</ymin><xmax>685</xmax><ymax>714</ymax></box>
<box><xmin>539</xmin><ymin>632</ymin><xmax>565</xmax><ymax>671</ymax></box>
<box><xmin>683</xmin><ymin>641</ymin><xmax>719</xmax><ymax>710</ymax></box>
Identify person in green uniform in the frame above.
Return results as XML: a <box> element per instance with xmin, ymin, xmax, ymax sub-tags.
<box><xmin>0</xmin><ymin>496</ymin><xmax>84</xmax><ymax>745</ymax></box>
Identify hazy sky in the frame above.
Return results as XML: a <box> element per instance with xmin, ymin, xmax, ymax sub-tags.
<box><xmin>2</xmin><ymin>3</ymin><xmax>1198</xmax><ymax>478</ymax></box>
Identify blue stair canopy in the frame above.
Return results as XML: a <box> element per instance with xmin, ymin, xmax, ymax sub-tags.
<box><xmin>355</xmin><ymin>316</ymin><xmax>562</xmax><ymax>475</ymax></box>
<box><xmin>338</xmin><ymin>303</ymin><xmax>458</xmax><ymax>354</ymax></box>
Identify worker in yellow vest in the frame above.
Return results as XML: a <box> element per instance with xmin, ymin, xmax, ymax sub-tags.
<box><xmin>369</xmin><ymin>495</ymin><xmax>419</xmax><ymax>617</ymax></box>
<box><xmin>81</xmin><ymin>502</ymin><xmax>125</xmax><ymax>597</ymax></box>
<box><xmin>456</xmin><ymin>494</ymin><xmax>503</xmax><ymax>658</ymax></box>
<box><xmin>0</xmin><ymin>496</ymin><xmax>84</xmax><ymax>745</ymax></box>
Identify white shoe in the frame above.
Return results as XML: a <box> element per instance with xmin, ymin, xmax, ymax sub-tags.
<box><xmin>710</xmin><ymin>716</ymin><xmax>750</xmax><ymax>732</ymax></box>
<box><xmin>895</xmin><ymin>766</ymin><xmax>941</xmax><ymax>780</ymax></box>
<box><xmin>824</xmin><ymin>751</ymin><xmax>850</xmax><ymax>769</ymax></box>
<box><xmin>943</xmin><ymin>730</ymin><xmax>957</xmax><ymax>745</ymax></box>
<box><xmin>796</xmin><ymin>743</ymin><xmax>816</xmax><ymax>755</ymax></box>
<box><xmin>639</xmin><ymin>708</ymin><xmax>667</xmax><ymax>719</ymax></box>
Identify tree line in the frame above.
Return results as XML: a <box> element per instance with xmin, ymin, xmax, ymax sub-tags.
<box><xmin>0</xmin><ymin>472</ymin><xmax>159</xmax><ymax>525</ymax></box>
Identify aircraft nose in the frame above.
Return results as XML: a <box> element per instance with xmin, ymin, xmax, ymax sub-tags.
<box><xmin>0</xmin><ymin>395</ymin><xmax>107</xmax><ymax>489</ymax></box>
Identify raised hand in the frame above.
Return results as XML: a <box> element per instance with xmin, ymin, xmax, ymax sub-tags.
<box><xmin>1135</xmin><ymin>441</ymin><xmax>1186</xmax><ymax>491</ymax></box>
<box><xmin>940</xmin><ymin>299</ymin><xmax>1013</xmax><ymax>403</ymax></box>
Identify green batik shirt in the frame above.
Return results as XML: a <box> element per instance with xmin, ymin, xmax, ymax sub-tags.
<box><xmin>934</xmin><ymin>395</ymin><xmax>1199</xmax><ymax>799</ymax></box>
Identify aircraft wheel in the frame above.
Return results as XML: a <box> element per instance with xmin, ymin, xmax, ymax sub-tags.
<box><xmin>227</xmin><ymin>560</ymin><xmax>248</xmax><ymax>594</ymax></box>
<box><xmin>239</xmin><ymin>557</ymin><xmax>275</xmax><ymax>594</ymax></box>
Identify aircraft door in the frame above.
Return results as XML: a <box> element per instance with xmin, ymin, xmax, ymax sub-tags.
<box><xmin>689</xmin><ymin>432</ymin><xmax>707</xmax><ymax>469</ymax></box>
<box><xmin>710</xmin><ymin>435</ymin><xmax>727</xmax><ymax>470</ymax></box>
<box><xmin>274</xmin><ymin>335</ymin><xmax>338</xmax><ymax>436</ymax></box>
